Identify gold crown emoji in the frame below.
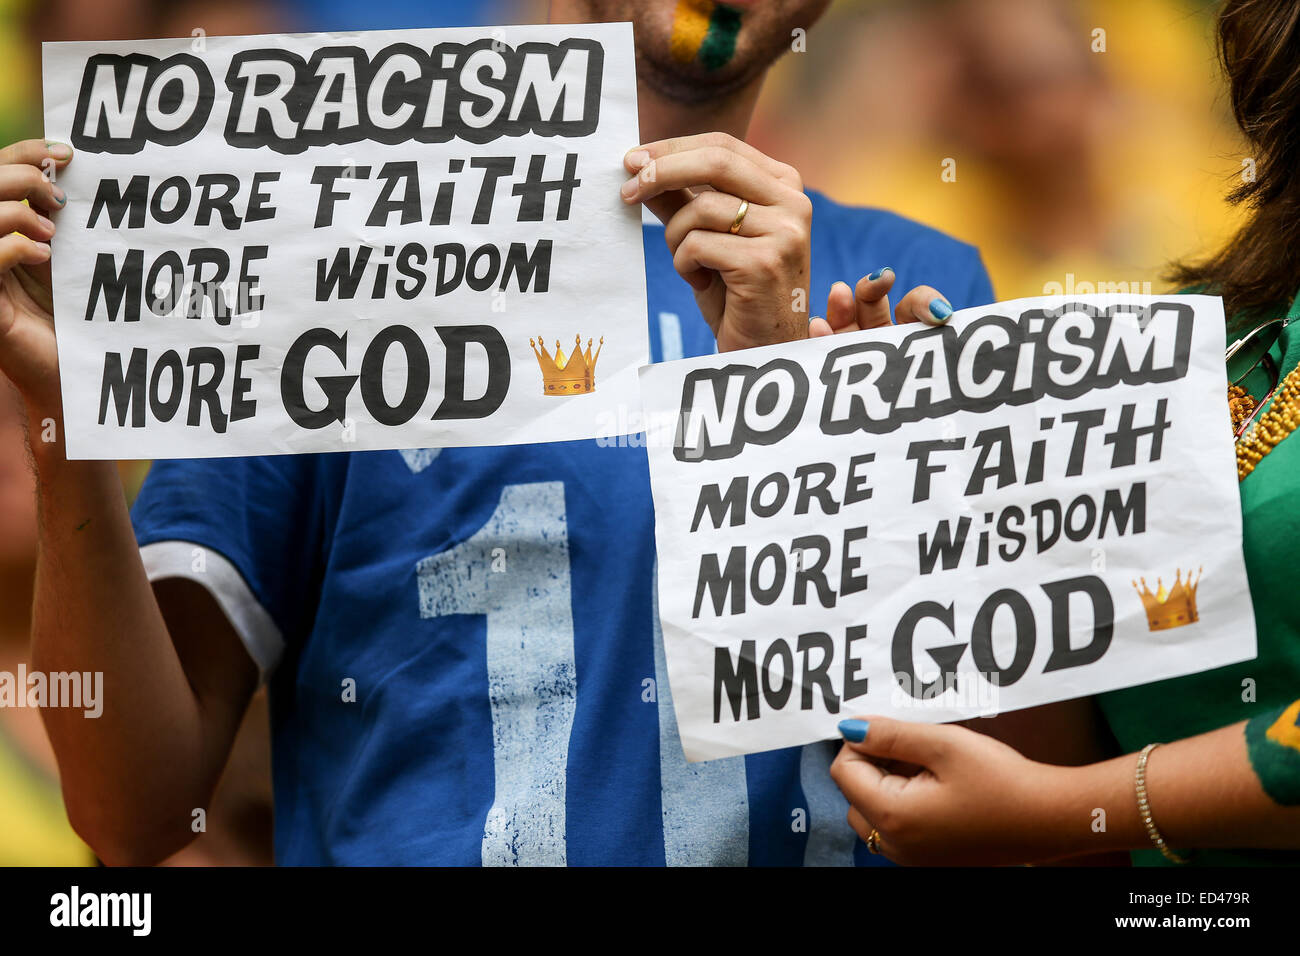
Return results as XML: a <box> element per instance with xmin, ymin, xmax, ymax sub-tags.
<box><xmin>530</xmin><ymin>334</ymin><xmax>604</xmax><ymax>396</ymax></box>
<box><xmin>1132</xmin><ymin>567</ymin><xmax>1202</xmax><ymax>631</ymax></box>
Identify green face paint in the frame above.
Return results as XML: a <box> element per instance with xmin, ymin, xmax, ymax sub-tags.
<box><xmin>1246</xmin><ymin>698</ymin><xmax>1300</xmax><ymax>806</ymax></box>
<box><xmin>699</xmin><ymin>4</ymin><xmax>743</xmax><ymax>71</ymax></box>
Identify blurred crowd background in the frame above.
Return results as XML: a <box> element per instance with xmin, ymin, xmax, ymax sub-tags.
<box><xmin>0</xmin><ymin>0</ymin><xmax>1244</xmax><ymax>865</ymax></box>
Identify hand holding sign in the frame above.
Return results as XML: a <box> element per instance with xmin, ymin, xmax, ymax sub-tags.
<box><xmin>621</xmin><ymin>131</ymin><xmax>813</xmax><ymax>352</ymax></box>
<box><xmin>0</xmin><ymin>140</ymin><xmax>71</xmax><ymax>413</ymax></box>
<box><xmin>830</xmin><ymin>716</ymin><xmax>1059</xmax><ymax>866</ymax></box>
<box><xmin>642</xmin><ymin>293</ymin><xmax>1256</xmax><ymax>762</ymax></box>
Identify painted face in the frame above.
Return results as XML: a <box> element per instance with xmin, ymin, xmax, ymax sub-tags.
<box><xmin>566</xmin><ymin>0</ymin><xmax>831</xmax><ymax>102</ymax></box>
<box><xmin>668</xmin><ymin>0</ymin><xmax>747</xmax><ymax>72</ymax></box>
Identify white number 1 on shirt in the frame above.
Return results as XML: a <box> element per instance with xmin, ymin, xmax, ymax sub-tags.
<box><xmin>416</xmin><ymin>481</ymin><xmax>576</xmax><ymax>866</ymax></box>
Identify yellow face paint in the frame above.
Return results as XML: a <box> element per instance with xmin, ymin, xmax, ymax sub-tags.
<box><xmin>1266</xmin><ymin>698</ymin><xmax>1300</xmax><ymax>752</ymax></box>
<box><xmin>670</xmin><ymin>0</ymin><xmax>715</xmax><ymax>65</ymax></box>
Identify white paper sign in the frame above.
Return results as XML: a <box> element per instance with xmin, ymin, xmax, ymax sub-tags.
<box><xmin>42</xmin><ymin>23</ymin><xmax>647</xmax><ymax>459</ymax></box>
<box><xmin>641</xmin><ymin>294</ymin><xmax>1257</xmax><ymax>762</ymax></box>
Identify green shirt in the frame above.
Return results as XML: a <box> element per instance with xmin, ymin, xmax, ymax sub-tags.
<box><xmin>1097</xmin><ymin>315</ymin><xmax>1300</xmax><ymax>866</ymax></box>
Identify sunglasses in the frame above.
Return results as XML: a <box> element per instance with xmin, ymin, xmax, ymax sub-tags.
<box><xmin>1226</xmin><ymin>319</ymin><xmax>1285</xmax><ymax>439</ymax></box>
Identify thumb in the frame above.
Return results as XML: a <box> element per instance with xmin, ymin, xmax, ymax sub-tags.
<box><xmin>893</xmin><ymin>285</ymin><xmax>953</xmax><ymax>327</ymax></box>
<box><xmin>838</xmin><ymin>716</ymin><xmax>953</xmax><ymax>772</ymax></box>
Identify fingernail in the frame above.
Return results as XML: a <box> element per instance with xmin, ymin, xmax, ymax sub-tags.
<box><xmin>620</xmin><ymin>177</ymin><xmax>638</xmax><ymax>200</ymax></box>
<box><xmin>46</xmin><ymin>141</ymin><xmax>72</xmax><ymax>160</ymax></box>
<box><xmin>838</xmin><ymin>718</ymin><xmax>869</xmax><ymax>742</ymax></box>
<box><xmin>51</xmin><ymin>185</ymin><xmax>67</xmax><ymax>205</ymax></box>
<box><xmin>867</xmin><ymin>266</ymin><xmax>893</xmax><ymax>282</ymax></box>
<box><xmin>625</xmin><ymin>149</ymin><xmax>650</xmax><ymax>170</ymax></box>
<box><xmin>35</xmin><ymin>213</ymin><xmax>54</xmax><ymax>232</ymax></box>
<box><xmin>929</xmin><ymin>298</ymin><xmax>953</xmax><ymax>322</ymax></box>
<box><xmin>33</xmin><ymin>241</ymin><xmax>51</xmax><ymax>257</ymax></box>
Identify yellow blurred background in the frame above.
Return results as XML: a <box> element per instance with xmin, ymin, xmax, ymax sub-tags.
<box><xmin>749</xmin><ymin>0</ymin><xmax>1245</xmax><ymax>300</ymax></box>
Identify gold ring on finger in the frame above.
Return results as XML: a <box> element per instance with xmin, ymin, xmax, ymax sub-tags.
<box><xmin>866</xmin><ymin>828</ymin><xmax>882</xmax><ymax>854</ymax></box>
<box><xmin>728</xmin><ymin>198</ymin><xmax>750</xmax><ymax>235</ymax></box>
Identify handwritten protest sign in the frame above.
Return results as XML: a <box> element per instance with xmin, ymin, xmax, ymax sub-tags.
<box><xmin>42</xmin><ymin>23</ymin><xmax>647</xmax><ymax>459</ymax></box>
<box><xmin>641</xmin><ymin>294</ymin><xmax>1256</xmax><ymax>762</ymax></box>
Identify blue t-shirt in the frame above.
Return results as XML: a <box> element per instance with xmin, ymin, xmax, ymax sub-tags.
<box><xmin>132</xmin><ymin>191</ymin><xmax>993</xmax><ymax>865</ymax></box>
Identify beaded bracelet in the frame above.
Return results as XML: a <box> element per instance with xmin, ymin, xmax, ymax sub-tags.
<box><xmin>1135</xmin><ymin>743</ymin><xmax>1190</xmax><ymax>864</ymax></box>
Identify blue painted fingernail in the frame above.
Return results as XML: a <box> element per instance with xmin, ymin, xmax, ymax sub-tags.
<box><xmin>838</xmin><ymin>719</ymin><xmax>869</xmax><ymax>742</ymax></box>
<box><xmin>929</xmin><ymin>298</ymin><xmax>953</xmax><ymax>322</ymax></box>
<box><xmin>51</xmin><ymin>185</ymin><xmax>67</xmax><ymax>206</ymax></box>
<box><xmin>867</xmin><ymin>266</ymin><xmax>893</xmax><ymax>282</ymax></box>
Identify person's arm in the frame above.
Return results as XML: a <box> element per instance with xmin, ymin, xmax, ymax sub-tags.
<box><xmin>829</xmin><ymin>709</ymin><xmax>1300</xmax><ymax>865</ymax></box>
<box><xmin>0</xmin><ymin>139</ymin><xmax>255</xmax><ymax>864</ymax></box>
<box><xmin>1049</xmin><ymin>709</ymin><xmax>1298</xmax><ymax>857</ymax></box>
<box><xmin>29</xmin><ymin>449</ymin><xmax>257</xmax><ymax>865</ymax></box>
<box><xmin>959</xmin><ymin>699</ymin><xmax>1131</xmax><ymax>866</ymax></box>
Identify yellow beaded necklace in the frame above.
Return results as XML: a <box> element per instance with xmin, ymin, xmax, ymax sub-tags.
<box><xmin>1234</xmin><ymin>304</ymin><xmax>1300</xmax><ymax>482</ymax></box>
<box><xmin>1236</xmin><ymin>360</ymin><xmax>1300</xmax><ymax>481</ymax></box>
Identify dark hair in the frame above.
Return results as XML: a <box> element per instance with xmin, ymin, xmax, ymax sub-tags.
<box><xmin>1166</xmin><ymin>0</ymin><xmax>1300</xmax><ymax>329</ymax></box>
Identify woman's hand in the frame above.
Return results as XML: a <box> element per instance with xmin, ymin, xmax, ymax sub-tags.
<box><xmin>830</xmin><ymin>716</ymin><xmax>1070</xmax><ymax>866</ymax></box>
<box><xmin>0</xmin><ymin>139</ymin><xmax>71</xmax><ymax>413</ymax></box>
<box><xmin>808</xmin><ymin>268</ymin><xmax>954</xmax><ymax>336</ymax></box>
<box><xmin>622</xmin><ymin>132</ymin><xmax>812</xmax><ymax>353</ymax></box>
